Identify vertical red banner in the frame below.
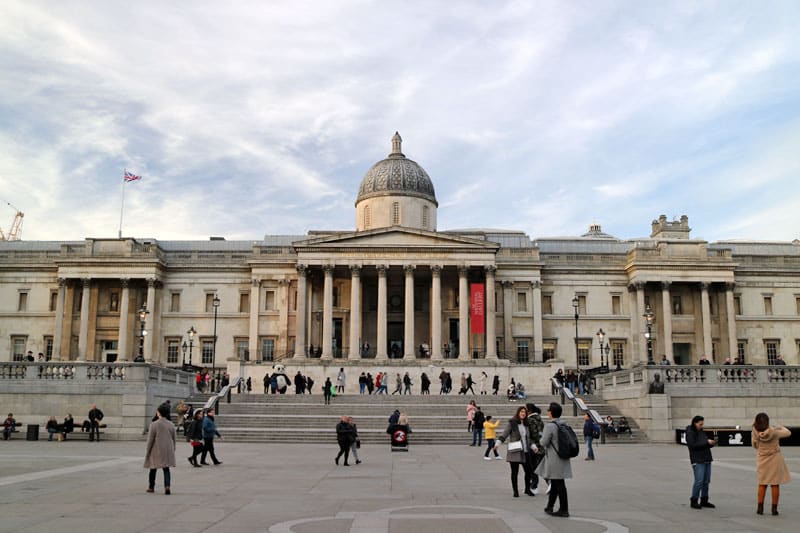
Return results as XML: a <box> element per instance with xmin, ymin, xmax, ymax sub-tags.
<box><xmin>470</xmin><ymin>283</ymin><xmax>485</xmax><ymax>334</ymax></box>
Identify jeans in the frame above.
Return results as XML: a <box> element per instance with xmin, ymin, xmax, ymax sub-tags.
<box><xmin>578</xmin><ymin>382</ymin><xmax>585</xmax><ymax>394</ymax></box>
<box><xmin>485</xmin><ymin>438</ymin><xmax>499</xmax><ymax>457</ymax></box>
<box><xmin>585</xmin><ymin>436</ymin><xmax>595</xmax><ymax>459</ymax></box>
<box><xmin>47</xmin><ymin>428</ymin><xmax>58</xmax><ymax>441</ymax></box>
<box><xmin>691</xmin><ymin>462</ymin><xmax>712</xmax><ymax>499</ymax></box>
<box><xmin>360</xmin><ymin>384</ymin><xmax>366</xmax><ymax>395</ymax></box>
<box><xmin>148</xmin><ymin>467</ymin><xmax>171</xmax><ymax>489</ymax></box>
<box><xmin>472</xmin><ymin>428</ymin><xmax>483</xmax><ymax>446</ymax></box>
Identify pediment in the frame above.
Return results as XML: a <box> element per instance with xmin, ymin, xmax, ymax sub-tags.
<box><xmin>294</xmin><ymin>228</ymin><xmax>498</xmax><ymax>250</ymax></box>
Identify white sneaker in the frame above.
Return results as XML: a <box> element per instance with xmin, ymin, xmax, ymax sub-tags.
<box><xmin>545</xmin><ymin>482</ymin><xmax>551</xmax><ymax>494</ymax></box>
<box><xmin>532</xmin><ymin>487</ymin><xmax>539</xmax><ymax>495</ymax></box>
<box><xmin>483</xmin><ymin>456</ymin><xmax>492</xmax><ymax>461</ymax></box>
<box><xmin>495</xmin><ymin>455</ymin><xmax>503</xmax><ymax>460</ymax></box>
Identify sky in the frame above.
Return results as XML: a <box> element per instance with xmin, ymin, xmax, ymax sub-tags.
<box><xmin>1</xmin><ymin>1</ymin><xmax>799</xmax><ymax>243</ymax></box>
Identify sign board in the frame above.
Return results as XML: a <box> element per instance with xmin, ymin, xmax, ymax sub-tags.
<box><xmin>470</xmin><ymin>283</ymin><xmax>485</xmax><ymax>334</ymax></box>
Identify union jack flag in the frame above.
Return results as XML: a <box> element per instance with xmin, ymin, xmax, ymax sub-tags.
<box><xmin>123</xmin><ymin>170</ymin><xmax>141</xmax><ymax>182</ymax></box>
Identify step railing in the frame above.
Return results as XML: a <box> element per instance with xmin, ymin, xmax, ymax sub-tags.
<box><xmin>202</xmin><ymin>376</ymin><xmax>242</xmax><ymax>413</ymax></box>
<box><xmin>551</xmin><ymin>377</ymin><xmax>609</xmax><ymax>443</ymax></box>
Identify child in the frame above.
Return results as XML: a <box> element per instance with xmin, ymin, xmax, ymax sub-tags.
<box><xmin>483</xmin><ymin>415</ymin><xmax>502</xmax><ymax>460</ymax></box>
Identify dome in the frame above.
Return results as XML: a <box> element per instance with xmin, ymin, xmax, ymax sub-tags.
<box><xmin>355</xmin><ymin>132</ymin><xmax>437</xmax><ymax>206</ymax></box>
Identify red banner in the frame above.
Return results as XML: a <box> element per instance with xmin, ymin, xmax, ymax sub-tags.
<box><xmin>470</xmin><ymin>283</ymin><xmax>485</xmax><ymax>334</ymax></box>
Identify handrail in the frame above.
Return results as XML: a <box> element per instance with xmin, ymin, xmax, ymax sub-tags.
<box><xmin>203</xmin><ymin>376</ymin><xmax>242</xmax><ymax>412</ymax></box>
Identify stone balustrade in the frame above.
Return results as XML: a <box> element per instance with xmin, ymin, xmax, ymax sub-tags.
<box><xmin>0</xmin><ymin>362</ymin><xmax>194</xmax><ymax>385</ymax></box>
<box><xmin>596</xmin><ymin>365</ymin><xmax>800</xmax><ymax>390</ymax></box>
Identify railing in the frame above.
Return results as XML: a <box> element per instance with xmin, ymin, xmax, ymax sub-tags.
<box><xmin>551</xmin><ymin>377</ymin><xmax>609</xmax><ymax>443</ymax></box>
<box><xmin>0</xmin><ymin>362</ymin><xmax>194</xmax><ymax>385</ymax></box>
<box><xmin>203</xmin><ymin>376</ymin><xmax>243</xmax><ymax>412</ymax></box>
<box><xmin>596</xmin><ymin>365</ymin><xmax>800</xmax><ymax>390</ymax></box>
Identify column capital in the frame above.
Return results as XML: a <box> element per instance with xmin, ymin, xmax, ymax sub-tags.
<box><xmin>322</xmin><ymin>264</ymin><xmax>334</xmax><ymax>274</ymax></box>
<box><xmin>660</xmin><ymin>281</ymin><xmax>671</xmax><ymax>290</ymax></box>
<box><xmin>146</xmin><ymin>278</ymin><xmax>157</xmax><ymax>288</ymax></box>
<box><xmin>725</xmin><ymin>282</ymin><xmax>736</xmax><ymax>292</ymax></box>
<box><xmin>376</xmin><ymin>264</ymin><xmax>387</xmax><ymax>277</ymax></box>
<box><xmin>700</xmin><ymin>282</ymin><xmax>710</xmax><ymax>291</ymax></box>
<box><xmin>532</xmin><ymin>280</ymin><xmax>542</xmax><ymax>290</ymax></box>
<box><xmin>350</xmin><ymin>265</ymin><xmax>361</xmax><ymax>276</ymax></box>
<box><xmin>501</xmin><ymin>280</ymin><xmax>514</xmax><ymax>289</ymax></box>
<box><xmin>251</xmin><ymin>278</ymin><xmax>261</xmax><ymax>287</ymax></box>
<box><xmin>458</xmin><ymin>265</ymin><xmax>469</xmax><ymax>276</ymax></box>
<box><xmin>120</xmin><ymin>278</ymin><xmax>130</xmax><ymax>288</ymax></box>
<box><xmin>57</xmin><ymin>277</ymin><xmax>67</xmax><ymax>287</ymax></box>
<box><xmin>81</xmin><ymin>278</ymin><xmax>91</xmax><ymax>288</ymax></box>
<box><xmin>403</xmin><ymin>264</ymin><xmax>416</xmax><ymax>275</ymax></box>
<box><xmin>296</xmin><ymin>264</ymin><xmax>307</xmax><ymax>275</ymax></box>
<box><xmin>484</xmin><ymin>265</ymin><xmax>497</xmax><ymax>275</ymax></box>
<box><xmin>278</xmin><ymin>279</ymin><xmax>289</xmax><ymax>286</ymax></box>
<box><xmin>431</xmin><ymin>264</ymin><xmax>442</xmax><ymax>276</ymax></box>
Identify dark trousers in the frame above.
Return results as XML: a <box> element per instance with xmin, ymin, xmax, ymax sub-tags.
<box><xmin>472</xmin><ymin>428</ymin><xmax>483</xmax><ymax>446</ymax></box>
<box><xmin>547</xmin><ymin>479</ymin><xmax>568</xmax><ymax>513</ymax></box>
<box><xmin>485</xmin><ymin>439</ymin><xmax>499</xmax><ymax>457</ymax></box>
<box><xmin>148</xmin><ymin>467</ymin><xmax>171</xmax><ymax>489</ymax></box>
<box><xmin>190</xmin><ymin>443</ymin><xmax>204</xmax><ymax>463</ymax></box>
<box><xmin>336</xmin><ymin>440</ymin><xmax>350</xmax><ymax>464</ymax></box>
<box><xmin>530</xmin><ymin>452</ymin><xmax>543</xmax><ymax>489</ymax></box>
<box><xmin>509</xmin><ymin>455</ymin><xmax>534</xmax><ymax>495</ymax></box>
<box><xmin>201</xmin><ymin>438</ymin><xmax>220</xmax><ymax>464</ymax></box>
<box><xmin>324</xmin><ymin>392</ymin><xmax>332</xmax><ymax>405</ymax></box>
<box><xmin>89</xmin><ymin>421</ymin><xmax>100</xmax><ymax>441</ymax></box>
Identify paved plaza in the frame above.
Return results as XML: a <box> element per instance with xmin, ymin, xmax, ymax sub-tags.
<box><xmin>0</xmin><ymin>439</ymin><xmax>796</xmax><ymax>533</ymax></box>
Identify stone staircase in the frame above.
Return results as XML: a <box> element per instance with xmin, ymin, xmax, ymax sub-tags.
<box><xmin>185</xmin><ymin>391</ymin><xmax>648</xmax><ymax>445</ymax></box>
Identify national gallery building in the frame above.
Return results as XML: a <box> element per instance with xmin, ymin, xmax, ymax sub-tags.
<box><xmin>2</xmin><ymin>134</ymin><xmax>799</xmax><ymax>370</ymax></box>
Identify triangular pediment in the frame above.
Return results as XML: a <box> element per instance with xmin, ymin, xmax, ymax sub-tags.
<box><xmin>294</xmin><ymin>227</ymin><xmax>499</xmax><ymax>250</ymax></box>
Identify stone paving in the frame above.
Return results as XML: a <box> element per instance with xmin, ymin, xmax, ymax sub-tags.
<box><xmin>0</xmin><ymin>437</ymin><xmax>797</xmax><ymax>532</ymax></box>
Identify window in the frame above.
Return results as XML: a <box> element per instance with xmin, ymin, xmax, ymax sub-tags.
<box><xmin>422</xmin><ymin>205</ymin><xmax>429</xmax><ymax>229</ymax></box>
<box><xmin>516</xmin><ymin>340</ymin><xmax>529</xmax><ymax>363</ymax></box>
<box><xmin>170</xmin><ymin>292</ymin><xmax>181</xmax><ymax>313</ymax></box>
<box><xmin>236</xmin><ymin>339</ymin><xmax>249</xmax><ymax>361</ymax></box>
<box><xmin>391</xmin><ymin>202</ymin><xmax>400</xmax><ymax>225</ymax></box>
<box><xmin>671</xmin><ymin>295</ymin><xmax>682</xmax><ymax>315</ymax></box>
<box><xmin>612</xmin><ymin>341</ymin><xmax>625</xmax><ymax>367</ymax></box>
<box><xmin>765</xmin><ymin>340</ymin><xmax>779</xmax><ymax>365</ymax></box>
<box><xmin>261</xmin><ymin>338</ymin><xmax>275</xmax><ymax>361</ymax></box>
<box><xmin>542</xmin><ymin>295</ymin><xmax>553</xmax><ymax>315</ymax></box>
<box><xmin>577</xmin><ymin>295</ymin><xmax>587</xmax><ymax>315</ymax></box>
<box><xmin>201</xmin><ymin>340</ymin><xmax>214</xmax><ymax>365</ymax></box>
<box><xmin>577</xmin><ymin>341</ymin><xmax>590</xmax><ymax>366</ymax></box>
<box><xmin>737</xmin><ymin>340</ymin><xmax>747</xmax><ymax>363</ymax></box>
<box><xmin>109</xmin><ymin>291</ymin><xmax>119</xmax><ymax>312</ymax></box>
<box><xmin>18</xmin><ymin>292</ymin><xmax>28</xmax><ymax>312</ymax></box>
<box><xmin>43</xmin><ymin>336</ymin><xmax>53</xmax><ymax>360</ymax></box>
<box><xmin>734</xmin><ymin>295</ymin><xmax>742</xmax><ymax>315</ymax></box>
<box><xmin>49</xmin><ymin>291</ymin><xmax>58</xmax><ymax>312</ymax></box>
<box><xmin>205</xmin><ymin>293</ymin><xmax>215</xmax><ymax>313</ymax></box>
<box><xmin>166</xmin><ymin>339</ymin><xmax>180</xmax><ymax>364</ymax></box>
<box><xmin>796</xmin><ymin>296</ymin><xmax>800</xmax><ymax>316</ymax></box>
<box><xmin>333</xmin><ymin>285</ymin><xmax>340</xmax><ymax>308</ymax></box>
<box><xmin>710</xmin><ymin>295</ymin><xmax>718</xmax><ymax>316</ymax></box>
<box><xmin>239</xmin><ymin>293</ymin><xmax>249</xmax><ymax>313</ymax></box>
<box><xmin>611</xmin><ymin>295</ymin><xmax>621</xmax><ymax>315</ymax></box>
<box><xmin>363</xmin><ymin>205</ymin><xmax>371</xmax><ymax>229</ymax></box>
<box><xmin>516</xmin><ymin>292</ymin><xmax>528</xmax><ymax>312</ymax></box>
<box><xmin>293</xmin><ymin>290</ymin><xmax>298</xmax><ymax>311</ymax></box>
<box><xmin>711</xmin><ymin>341</ymin><xmax>718</xmax><ymax>362</ymax></box>
<box><xmin>543</xmin><ymin>340</ymin><xmax>557</xmax><ymax>361</ymax></box>
<box><xmin>11</xmin><ymin>337</ymin><xmax>26</xmax><ymax>361</ymax></box>
<box><xmin>764</xmin><ymin>296</ymin><xmax>773</xmax><ymax>316</ymax></box>
<box><xmin>264</xmin><ymin>291</ymin><xmax>276</xmax><ymax>311</ymax></box>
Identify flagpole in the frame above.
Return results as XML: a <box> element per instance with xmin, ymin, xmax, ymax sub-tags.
<box><xmin>118</xmin><ymin>169</ymin><xmax>126</xmax><ymax>238</ymax></box>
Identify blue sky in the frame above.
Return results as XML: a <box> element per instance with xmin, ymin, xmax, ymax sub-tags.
<box><xmin>1</xmin><ymin>1</ymin><xmax>799</xmax><ymax>242</ymax></box>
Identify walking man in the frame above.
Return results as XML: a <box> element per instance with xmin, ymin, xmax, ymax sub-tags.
<box><xmin>200</xmin><ymin>408</ymin><xmax>223</xmax><ymax>465</ymax></box>
<box><xmin>471</xmin><ymin>407</ymin><xmax>485</xmax><ymax>447</ymax></box>
<box><xmin>537</xmin><ymin>403</ymin><xmax>574</xmax><ymax>517</ymax></box>
<box><xmin>335</xmin><ymin>416</ymin><xmax>354</xmax><ymax>466</ymax></box>
<box><xmin>88</xmin><ymin>404</ymin><xmax>104</xmax><ymax>442</ymax></box>
<box><xmin>583</xmin><ymin>413</ymin><xmax>596</xmax><ymax>461</ymax></box>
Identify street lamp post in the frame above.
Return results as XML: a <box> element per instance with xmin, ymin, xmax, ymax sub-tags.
<box><xmin>137</xmin><ymin>307</ymin><xmax>149</xmax><ymax>361</ymax></box>
<box><xmin>187</xmin><ymin>326</ymin><xmax>196</xmax><ymax>367</ymax></box>
<box><xmin>212</xmin><ymin>295</ymin><xmax>220</xmax><ymax>384</ymax></box>
<box><xmin>643</xmin><ymin>305</ymin><xmax>656</xmax><ymax>365</ymax></box>
<box><xmin>572</xmin><ymin>294</ymin><xmax>580</xmax><ymax>372</ymax></box>
<box><xmin>604</xmin><ymin>344</ymin><xmax>611</xmax><ymax>370</ymax></box>
<box><xmin>596</xmin><ymin>328</ymin><xmax>608</xmax><ymax>370</ymax></box>
<box><xmin>181</xmin><ymin>341</ymin><xmax>187</xmax><ymax>367</ymax></box>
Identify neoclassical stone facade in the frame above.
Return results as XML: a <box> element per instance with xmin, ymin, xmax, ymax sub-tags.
<box><xmin>2</xmin><ymin>135</ymin><xmax>800</xmax><ymax>368</ymax></box>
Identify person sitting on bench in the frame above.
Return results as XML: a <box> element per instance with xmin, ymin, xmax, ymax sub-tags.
<box><xmin>617</xmin><ymin>417</ymin><xmax>633</xmax><ymax>436</ymax></box>
<box><xmin>45</xmin><ymin>416</ymin><xmax>60</xmax><ymax>441</ymax></box>
<box><xmin>62</xmin><ymin>414</ymin><xmax>74</xmax><ymax>440</ymax></box>
<box><xmin>604</xmin><ymin>416</ymin><xmax>617</xmax><ymax>434</ymax></box>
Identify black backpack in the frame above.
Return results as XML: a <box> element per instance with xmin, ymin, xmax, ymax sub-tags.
<box><xmin>551</xmin><ymin>421</ymin><xmax>579</xmax><ymax>459</ymax></box>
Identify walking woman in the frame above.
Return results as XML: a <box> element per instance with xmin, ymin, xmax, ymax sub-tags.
<box><xmin>348</xmin><ymin>416</ymin><xmax>362</xmax><ymax>465</ymax></box>
<box><xmin>685</xmin><ymin>415</ymin><xmax>716</xmax><ymax>509</ymax></box>
<box><xmin>752</xmin><ymin>412</ymin><xmax>791</xmax><ymax>515</ymax></box>
<box><xmin>466</xmin><ymin>400</ymin><xmax>477</xmax><ymax>432</ymax></box>
<box><xmin>186</xmin><ymin>410</ymin><xmax>204</xmax><ymax>467</ymax></box>
<box><xmin>144</xmin><ymin>403</ymin><xmax>176</xmax><ymax>495</ymax></box>
<box><xmin>497</xmin><ymin>406</ymin><xmax>535</xmax><ymax>498</ymax></box>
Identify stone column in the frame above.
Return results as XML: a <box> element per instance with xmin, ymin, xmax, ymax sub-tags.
<box><xmin>249</xmin><ymin>278</ymin><xmax>260</xmax><ymax>361</ymax></box>
<box><xmin>404</xmin><ymin>265</ymin><xmax>415</xmax><ymax>358</ymax></box>
<box><xmin>458</xmin><ymin>266</ymin><xmax>469</xmax><ymax>359</ymax></box>
<box><xmin>321</xmin><ymin>265</ymin><xmax>333</xmax><ymax>360</ymax></box>
<box><xmin>485</xmin><ymin>266</ymin><xmax>497</xmax><ymax>358</ymax></box>
<box><xmin>294</xmin><ymin>266</ymin><xmax>307</xmax><ymax>358</ymax></box>
<box><xmin>430</xmin><ymin>265</ymin><xmax>442</xmax><ymax>360</ymax></box>
<box><xmin>143</xmin><ymin>279</ymin><xmax>156</xmax><ymax>362</ymax></box>
<box><xmin>53</xmin><ymin>278</ymin><xmax>66</xmax><ymax>360</ymax></box>
<box><xmin>77</xmin><ymin>278</ymin><xmax>91</xmax><ymax>361</ymax></box>
<box><xmin>278</xmin><ymin>279</ymin><xmax>290</xmax><ymax>355</ymax></box>
<box><xmin>532</xmin><ymin>280</ymin><xmax>544</xmax><ymax>362</ymax></box>
<box><xmin>660</xmin><ymin>281</ymin><xmax>673</xmax><ymax>363</ymax></box>
<box><xmin>700</xmin><ymin>282</ymin><xmax>713</xmax><ymax>361</ymax></box>
<box><xmin>628</xmin><ymin>283</ymin><xmax>642</xmax><ymax>365</ymax></box>
<box><xmin>349</xmin><ymin>266</ymin><xmax>361</xmax><ymax>359</ymax></box>
<box><xmin>117</xmin><ymin>279</ymin><xmax>130</xmax><ymax>361</ymax></box>
<box><xmin>725</xmin><ymin>282</ymin><xmax>737</xmax><ymax>360</ymax></box>
<box><xmin>376</xmin><ymin>265</ymin><xmax>388</xmax><ymax>359</ymax></box>
<box><xmin>502</xmin><ymin>280</ymin><xmax>513</xmax><ymax>355</ymax></box>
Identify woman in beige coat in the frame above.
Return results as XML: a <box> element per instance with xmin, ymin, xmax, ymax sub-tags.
<box><xmin>144</xmin><ymin>404</ymin><xmax>176</xmax><ymax>494</ymax></box>
<box><xmin>752</xmin><ymin>412</ymin><xmax>791</xmax><ymax>515</ymax></box>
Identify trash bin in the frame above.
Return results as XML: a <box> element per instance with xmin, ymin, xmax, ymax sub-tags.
<box><xmin>26</xmin><ymin>424</ymin><xmax>39</xmax><ymax>441</ymax></box>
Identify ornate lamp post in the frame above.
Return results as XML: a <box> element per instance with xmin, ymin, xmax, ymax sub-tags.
<box><xmin>596</xmin><ymin>328</ymin><xmax>609</xmax><ymax>370</ymax></box>
<box><xmin>643</xmin><ymin>305</ymin><xmax>656</xmax><ymax>365</ymax></box>
<box><xmin>212</xmin><ymin>295</ymin><xmax>220</xmax><ymax>381</ymax></box>
<box><xmin>137</xmin><ymin>306</ymin><xmax>149</xmax><ymax>360</ymax></box>
<box><xmin>187</xmin><ymin>326</ymin><xmax>196</xmax><ymax>367</ymax></box>
<box><xmin>572</xmin><ymin>294</ymin><xmax>580</xmax><ymax>372</ymax></box>
<box><xmin>181</xmin><ymin>341</ymin><xmax>188</xmax><ymax>367</ymax></box>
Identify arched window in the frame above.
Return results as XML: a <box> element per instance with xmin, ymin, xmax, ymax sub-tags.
<box><xmin>392</xmin><ymin>202</ymin><xmax>400</xmax><ymax>225</ymax></box>
<box><xmin>422</xmin><ymin>205</ymin><xmax>429</xmax><ymax>229</ymax></box>
<box><xmin>363</xmin><ymin>205</ymin><xmax>371</xmax><ymax>229</ymax></box>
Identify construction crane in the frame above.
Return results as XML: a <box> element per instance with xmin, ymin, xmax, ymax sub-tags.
<box><xmin>0</xmin><ymin>200</ymin><xmax>24</xmax><ymax>241</ymax></box>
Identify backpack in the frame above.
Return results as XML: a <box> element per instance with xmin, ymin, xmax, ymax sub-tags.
<box><xmin>551</xmin><ymin>421</ymin><xmax>579</xmax><ymax>459</ymax></box>
<box><xmin>591</xmin><ymin>424</ymin><xmax>601</xmax><ymax>440</ymax></box>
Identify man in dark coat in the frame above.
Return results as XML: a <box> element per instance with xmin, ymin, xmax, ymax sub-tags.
<box><xmin>88</xmin><ymin>404</ymin><xmax>104</xmax><ymax>442</ymax></box>
<box><xmin>685</xmin><ymin>415</ymin><xmax>716</xmax><ymax>509</ymax></box>
<box><xmin>335</xmin><ymin>416</ymin><xmax>355</xmax><ymax>466</ymax></box>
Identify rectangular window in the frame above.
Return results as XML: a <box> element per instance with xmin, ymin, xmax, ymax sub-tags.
<box><xmin>239</xmin><ymin>293</ymin><xmax>249</xmax><ymax>313</ymax></box>
<box><xmin>293</xmin><ymin>290</ymin><xmax>298</xmax><ymax>311</ymax></box>
<box><xmin>170</xmin><ymin>292</ymin><xmax>181</xmax><ymax>313</ymax></box>
<box><xmin>18</xmin><ymin>292</ymin><xmax>28</xmax><ymax>312</ymax></box>
<box><xmin>109</xmin><ymin>292</ymin><xmax>119</xmax><ymax>312</ymax></box>
<box><xmin>236</xmin><ymin>339</ymin><xmax>249</xmax><ymax>361</ymax></box>
<box><xmin>516</xmin><ymin>340</ymin><xmax>529</xmax><ymax>363</ymax></box>
<box><xmin>796</xmin><ymin>296</ymin><xmax>800</xmax><ymax>316</ymax></box>
<box><xmin>265</xmin><ymin>290</ymin><xmax>276</xmax><ymax>311</ymax></box>
<box><xmin>391</xmin><ymin>202</ymin><xmax>400</xmax><ymax>225</ymax></box>
<box><xmin>577</xmin><ymin>341</ymin><xmax>590</xmax><ymax>366</ymax></box>
<box><xmin>166</xmin><ymin>340</ymin><xmax>180</xmax><ymax>364</ymax></box>
<box><xmin>201</xmin><ymin>340</ymin><xmax>214</xmax><ymax>365</ymax></box>
<box><xmin>764</xmin><ymin>296</ymin><xmax>773</xmax><ymax>316</ymax></box>
<box><xmin>577</xmin><ymin>295</ymin><xmax>587</xmax><ymax>315</ymax></box>
<box><xmin>516</xmin><ymin>292</ymin><xmax>528</xmax><ymax>312</ymax></box>
<box><xmin>611</xmin><ymin>295</ymin><xmax>621</xmax><ymax>315</ymax></box>
<box><xmin>205</xmin><ymin>293</ymin><xmax>215</xmax><ymax>313</ymax></box>
<box><xmin>49</xmin><ymin>291</ymin><xmax>58</xmax><ymax>312</ymax></box>
<box><xmin>542</xmin><ymin>295</ymin><xmax>553</xmax><ymax>315</ymax></box>
<box><xmin>261</xmin><ymin>338</ymin><xmax>275</xmax><ymax>361</ymax></box>
<box><xmin>737</xmin><ymin>340</ymin><xmax>747</xmax><ymax>363</ymax></box>
<box><xmin>44</xmin><ymin>336</ymin><xmax>53</xmax><ymax>360</ymax></box>
<box><xmin>672</xmin><ymin>295</ymin><xmax>683</xmax><ymax>315</ymax></box>
<box><xmin>734</xmin><ymin>295</ymin><xmax>742</xmax><ymax>315</ymax></box>
<box><xmin>765</xmin><ymin>340</ymin><xmax>779</xmax><ymax>365</ymax></box>
<box><xmin>422</xmin><ymin>205</ymin><xmax>429</xmax><ymax>229</ymax></box>
<box><xmin>543</xmin><ymin>340</ymin><xmax>557</xmax><ymax>361</ymax></box>
<box><xmin>612</xmin><ymin>341</ymin><xmax>625</xmax><ymax>367</ymax></box>
<box><xmin>11</xmin><ymin>337</ymin><xmax>26</xmax><ymax>361</ymax></box>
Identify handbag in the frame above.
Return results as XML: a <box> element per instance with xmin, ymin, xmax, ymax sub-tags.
<box><xmin>507</xmin><ymin>440</ymin><xmax>523</xmax><ymax>452</ymax></box>
<box><xmin>190</xmin><ymin>440</ymin><xmax>202</xmax><ymax>447</ymax></box>
<box><xmin>356</xmin><ymin>439</ymin><xmax>361</xmax><ymax>449</ymax></box>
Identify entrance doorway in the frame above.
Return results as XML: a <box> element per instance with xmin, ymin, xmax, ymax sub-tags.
<box><xmin>388</xmin><ymin>322</ymin><xmax>403</xmax><ymax>358</ymax></box>
<box><xmin>101</xmin><ymin>340</ymin><xmax>118</xmax><ymax>362</ymax></box>
<box><xmin>333</xmin><ymin>318</ymin><xmax>343</xmax><ymax>358</ymax></box>
<box><xmin>673</xmin><ymin>343</ymin><xmax>692</xmax><ymax>365</ymax></box>
<box><xmin>449</xmin><ymin>319</ymin><xmax>459</xmax><ymax>358</ymax></box>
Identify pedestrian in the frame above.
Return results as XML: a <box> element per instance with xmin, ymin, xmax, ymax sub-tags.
<box><xmin>307</xmin><ymin>376</ymin><xmax>315</xmax><ymax>394</ymax></box>
<box><xmin>497</xmin><ymin>405</ymin><xmax>535</xmax><ymax>498</ymax></box>
<box><xmin>492</xmin><ymin>375</ymin><xmax>500</xmax><ymax>395</ymax></box>
<box><xmin>294</xmin><ymin>371</ymin><xmax>305</xmax><ymax>395</ymax></box>
<box><xmin>336</xmin><ymin>368</ymin><xmax>346</xmax><ymax>394</ymax></box>
<box><xmin>144</xmin><ymin>403</ymin><xmax>176</xmax><ymax>495</ymax></box>
<box><xmin>366</xmin><ymin>373</ymin><xmax>374</xmax><ymax>395</ymax></box>
<box><xmin>471</xmin><ymin>407</ymin><xmax>485</xmax><ymax>447</ymax></box>
<box><xmin>445</xmin><ymin>371</ymin><xmax>453</xmax><ymax>394</ymax></box>
<box><xmin>359</xmin><ymin>372</ymin><xmax>368</xmax><ymax>395</ymax></box>
<box><xmin>324</xmin><ymin>377</ymin><xmax>333</xmax><ymax>405</ymax></box>
<box><xmin>263</xmin><ymin>373</ymin><xmax>270</xmax><ymax>394</ymax></box>
<box><xmin>439</xmin><ymin>368</ymin><xmax>448</xmax><ymax>394</ymax></box>
<box><xmin>335</xmin><ymin>416</ymin><xmax>355</xmax><ymax>466</ymax></box>
<box><xmin>479</xmin><ymin>371</ymin><xmax>488</xmax><ymax>395</ymax></box>
<box><xmin>466</xmin><ymin>400</ymin><xmax>477</xmax><ymax>432</ymax></box>
<box><xmin>752</xmin><ymin>412</ymin><xmax>791</xmax><ymax>515</ymax></box>
<box><xmin>246</xmin><ymin>376</ymin><xmax>252</xmax><ymax>393</ymax></box>
<box><xmin>525</xmin><ymin>403</ymin><xmax>545</xmax><ymax>494</ymax></box>
<box><xmin>402</xmin><ymin>372</ymin><xmax>412</xmax><ymax>395</ymax></box>
<box><xmin>200</xmin><ymin>408</ymin><xmax>223</xmax><ymax>465</ymax></box>
<box><xmin>388</xmin><ymin>409</ymin><xmax>400</xmax><ymax>425</ymax></box>
<box><xmin>583</xmin><ymin>413</ymin><xmax>597</xmax><ymax>461</ymax></box>
<box><xmin>483</xmin><ymin>415</ymin><xmax>501</xmax><ymax>460</ymax></box>
<box><xmin>392</xmin><ymin>373</ymin><xmax>402</xmax><ymax>395</ymax></box>
<box><xmin>348</xmin><ymin>416</ymin><xmax>362</xmax><ymax>465</ymax></box>
<box><xmin>88</xmin><ymin>404</ymin><xmax>104</xmax><ymax>442</ymax></box>
<box><xmin>186</xmin><ymin>410</ymin><xmax>204</xmax><ymax>467</ymax></box>
<box><xmin>537</xmin><ymin>403</ymin><xmax>573</xmax><ymax>517</ymax></box>
<box><xmin>420</xmin><ymin>372</ymin><xmax>430</xmax><ymax>394</ymax></box>
<box><xmin>176</xmin><ymin>400</ymin><xmax>189</xmax><ymax>429</ymax></box>
<box><xmin>459</xmin><ymin>373</ymin><xmax>467</xmax><ymax>394</ymax></box>
<box><xmin>444</xmin><ymin>343</ymin><xmax>450</xmax><ymax>358</ymax></box>
<box><xmin>685</xmin><ymin>415</ymin><xmax>716</xmax><ymax>510</ymax></box>
<box><xmin>465</xmin><ymin>373</ymin><xmax>475</xmax><ymax>395</ymax></box>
